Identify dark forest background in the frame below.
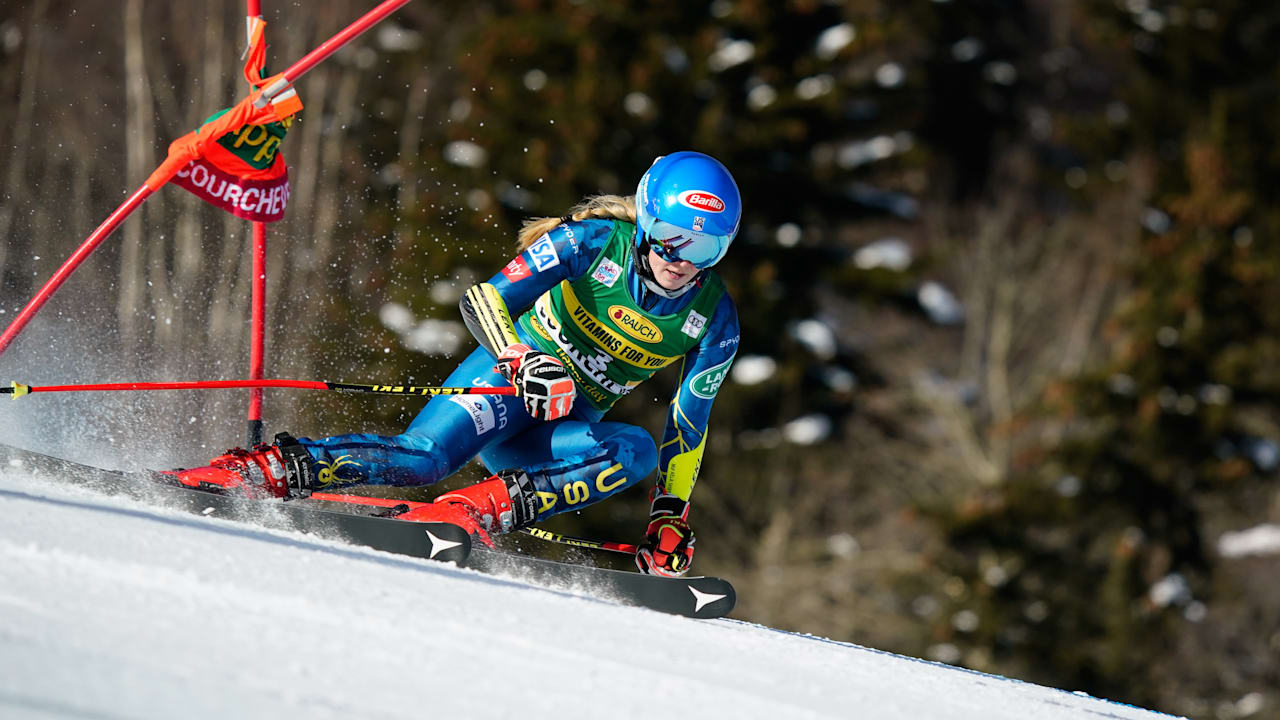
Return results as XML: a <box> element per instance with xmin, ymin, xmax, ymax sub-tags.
<box><xmin>2</xmin><ymin>1</ymin><xmax>1278</xmax><ymax>717</ymax></box>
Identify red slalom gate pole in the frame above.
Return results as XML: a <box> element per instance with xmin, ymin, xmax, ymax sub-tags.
<box><xmin>247</xmin><ymin>0</ymin><xmax>267</xmax><ymax>446</ymax></box>
<box><xmin>248</xmin><ymin>194</ymin><xmax>268</xmax><ymax>445</ymax></box>
<box><xmin>0</xmin><ymin>0</ymin><xmax>416</xmax><ymax>360</ymax></box>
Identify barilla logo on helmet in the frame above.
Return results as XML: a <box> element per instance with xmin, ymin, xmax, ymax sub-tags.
<box><xmin>678</xmin><ymin>190</ymin><xmax>726</xmax><ymax>213</ymax></box>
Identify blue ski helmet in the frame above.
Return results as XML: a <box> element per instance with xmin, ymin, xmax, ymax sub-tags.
<box><xmin>635</xmin><ymin>151</ymin><xmax>741</xmax><ymax>270</ymax></box>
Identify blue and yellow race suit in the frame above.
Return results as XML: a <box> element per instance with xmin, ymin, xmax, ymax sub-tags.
<box><xmin>297</xmin><ymin>219</ymin><xmax>739</xmax><ymax>522</ymax></box>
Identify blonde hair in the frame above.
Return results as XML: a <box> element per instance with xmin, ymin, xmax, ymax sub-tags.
<box><xmin>516</xmin><ymin>194</ymin><xmax>637</xmax><ymax>252</ymax></box>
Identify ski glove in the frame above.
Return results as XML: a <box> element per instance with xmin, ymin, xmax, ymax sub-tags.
<box><xmin>636</xmin><ymin>515</ymin><xmax>695</xmax><ymax>578</ymax></box>
<box><xmin>495</xmin><ymin>343</ymin><xmax>576</xmax><ymax>421</ymax></box>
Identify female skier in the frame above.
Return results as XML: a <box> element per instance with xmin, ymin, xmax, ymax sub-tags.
<box><xmin>169</xmin><ymin>151</ymin><xmax>741</xmax><ymax>577</ymax></box>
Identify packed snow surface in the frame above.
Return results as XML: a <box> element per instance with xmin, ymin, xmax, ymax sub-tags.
<box><xmin>0</xmin><ymin>465</ymin><xmax>1181</xmax><ymax>720</ymax></box>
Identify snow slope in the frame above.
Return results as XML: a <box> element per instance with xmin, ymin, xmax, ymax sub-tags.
<box><xmin>0</xmin><ymin>467</ymin><xmax>1183</xmax><ymax>720</ymax></box>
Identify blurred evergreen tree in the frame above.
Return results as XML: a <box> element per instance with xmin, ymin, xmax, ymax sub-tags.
<box><xmin>934</xmin><ymin>1</ymin><xmax>1280</xmax><ymax>712</ymax></box>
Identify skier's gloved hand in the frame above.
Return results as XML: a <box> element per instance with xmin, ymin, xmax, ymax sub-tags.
<box><xmin>495</xmin><ymin>343</ymin><xmax>576</xmax><ymax>421</ymax></box>
<box><xmin>636</xmin><ymin>516</ymin><xmax>695</xmax><ymax>578</ymax></box>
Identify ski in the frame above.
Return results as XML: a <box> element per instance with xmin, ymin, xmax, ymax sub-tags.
<box><xmin>310</xmin><ymin>492</ymin><xmax>737</xmax><ymax>619</ymax></box>
<box><xmin>0</xmin><ymin>443</ymin><xmax>471</xmax><ymax>564</ymax></box>
<box><xmin>467</xmin><ymin>547</ymin><xmax>736</xmax><ymax>619</ymax></box>
<box><xmin>1</xmin><ymin>443</ymin><xmax>737</xmax><ymax>618</ymax></box>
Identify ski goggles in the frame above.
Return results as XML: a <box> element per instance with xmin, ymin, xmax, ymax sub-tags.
<box><xmin>638</xmin><ymin>216</ymin><xmax>733</xmax><ymax>269</ymax></box>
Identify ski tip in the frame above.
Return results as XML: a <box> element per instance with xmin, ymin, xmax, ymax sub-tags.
<box><xmin>420</xmin><ymin>523</ymin><xmax>473</xmax><ymax>563</ymax></box>
<box><xmin>686</xmin><ymin>578</ymin><xmax>737</xmax><ymax>618</ymax></box>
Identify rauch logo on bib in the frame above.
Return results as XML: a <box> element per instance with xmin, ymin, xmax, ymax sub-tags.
<box><xmin>609</xmin><ymin>305</ymin><xmax>663</xmax><ymax>343</ymax></box>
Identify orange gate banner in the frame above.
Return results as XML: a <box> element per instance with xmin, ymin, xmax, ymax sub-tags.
<box><xmin>146</xmin><ymin>18</ymin><xmax>302</xmax><ymax>222</ymax></box>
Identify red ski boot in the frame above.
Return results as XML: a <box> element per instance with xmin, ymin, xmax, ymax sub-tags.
<box><xmin>163</xmin><ymin>432</ymin><xmax>316</xmax><ymax>499</ymax></box>
<box><xmin>397</xmin><ymin>470</ymin><xmax>539</xmax><ymax>546</ymax></box>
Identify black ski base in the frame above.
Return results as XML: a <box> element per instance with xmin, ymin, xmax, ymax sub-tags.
<box><xmin>0</xmin><ymin>442</ymin><xmax>736</xmax><ymax>618</ymax></box>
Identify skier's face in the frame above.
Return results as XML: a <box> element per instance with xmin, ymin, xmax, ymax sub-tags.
<box><xmin>647</xmin><ymin>249</ymin><xmax>699</xmax><ymax>290</ymax></box>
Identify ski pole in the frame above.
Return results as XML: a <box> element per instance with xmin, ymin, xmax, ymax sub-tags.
<box><xmin>4</xmin><ymin>379</ymin><xmax>516</xmax><ymax>399</ymax></box>
<box><xmin>521</xmin><ymin>527</ymin><xmax>639</xmax><ymax>556</ymax></box>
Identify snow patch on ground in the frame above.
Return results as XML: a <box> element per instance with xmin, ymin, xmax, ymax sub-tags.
<box><xmin>0</xmin><ymin>469</ymin><xmax>1182</xmax><ymax>720</ymax></box>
